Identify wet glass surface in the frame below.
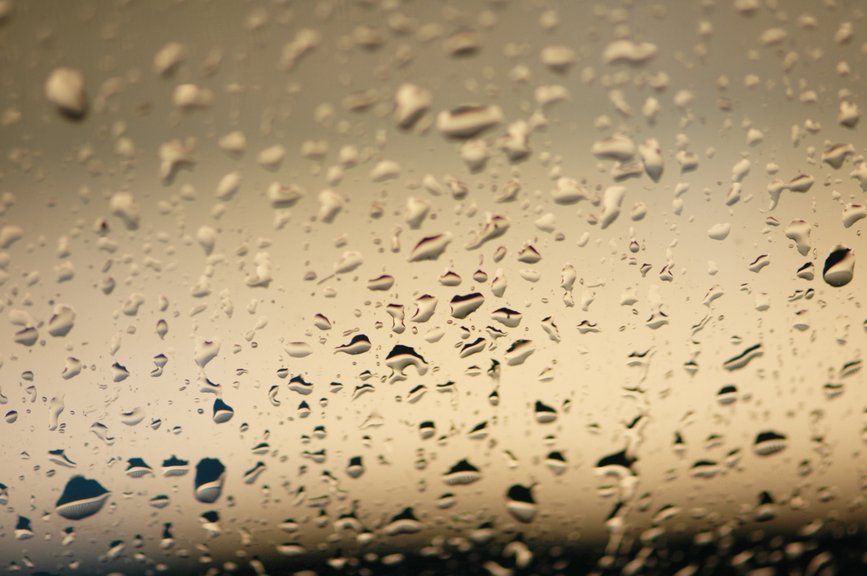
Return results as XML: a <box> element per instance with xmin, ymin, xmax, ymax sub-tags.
<box><xmin>0</xmin><ymin>0</ymin><xmax>865</xmax><ymax>574</ymax></box>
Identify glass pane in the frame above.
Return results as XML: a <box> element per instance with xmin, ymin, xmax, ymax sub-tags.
<box><xmin>0</xmin><ymin>0</ymin><xmax>864</xmax><ymax>573</ymax></box>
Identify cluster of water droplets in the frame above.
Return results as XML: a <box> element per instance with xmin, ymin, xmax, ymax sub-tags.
<box><xmin>0</xmin><ymin>0</ymin><xmax>865</xmax><ymax>574</ymax></box>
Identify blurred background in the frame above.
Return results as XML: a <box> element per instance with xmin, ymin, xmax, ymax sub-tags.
<box><xmin>0</xmin><ymin>0</ymin><xmax>865</xmax><ymax>574</ymax></box>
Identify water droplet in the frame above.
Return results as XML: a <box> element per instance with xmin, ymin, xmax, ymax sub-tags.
<box><xmin>823</xmin><ymin>245</ymin><xmax>855</xmax><ymax>287</ymax></box>
<box><xmin>45</xmin><ymin>67</ymin><xmax>87</xmax><ymax>119</ymax></box>
<box><xmin>194</xmin><ymin>458</ymin><xmax>226</xmax><ymax>503</ymax></box>
<box><xmin>442</xmin><ymin>459</ymin><xmax>481</xmax><ymax>485</ymax></box>
<box><xmin>55</xmin><ymin>476</ymin><xmax>110</xmax><ymax>520</ymax></box>
<box><xmin>753</xmin><ymin>431</ymin><xmax>788</xmax><ymax>456</ymax></box>
<box><xmin>437</xmin><ymin>105</ymin><xmax>503</xmax><ymax>139</ymax></box>
<box><xmin>450</xmin><ymin>293</ymin><xmax>484</xmax><ymax>319</ymax></box>
<box><xmin>335</xmin><ymin>334</ymin><xmax>371</xmax><ymax>355</ymax></box>
<box><xmin>384</xmin><ymin>507</ymin><xmax>422</xmax><ymax>535</ymax></box>
<box><xmin>505</xmin><ymin>484</ymin><xmax>537</xmax><ymax>523</ymax></box>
